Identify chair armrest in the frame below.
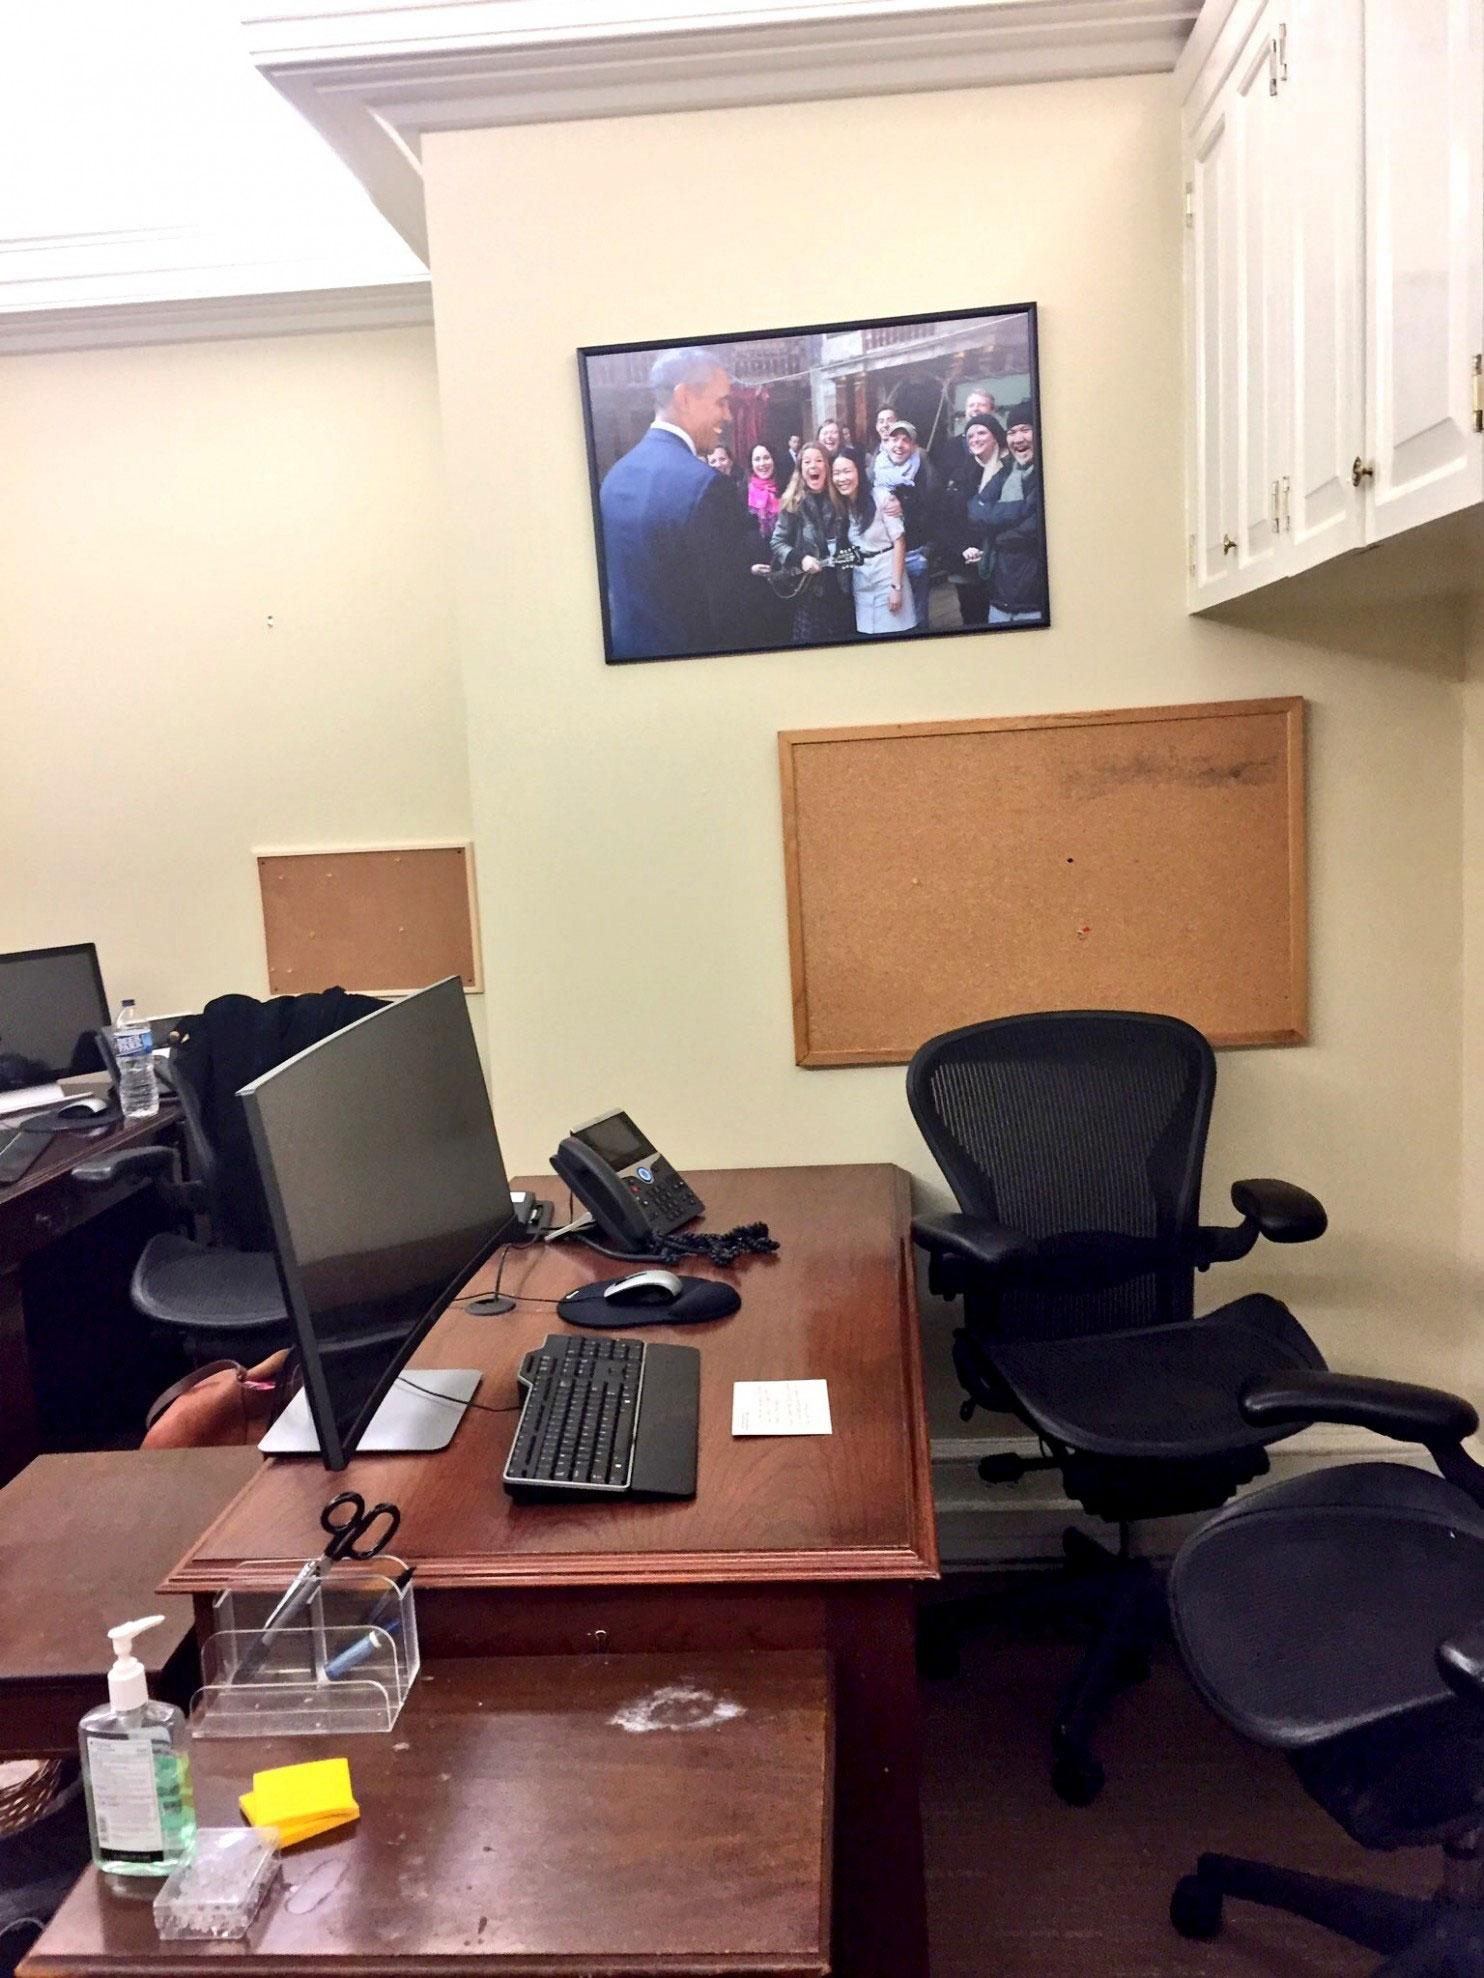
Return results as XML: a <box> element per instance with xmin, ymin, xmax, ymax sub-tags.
<box><xmin>1241</xmin><ymin>1369</ymin><xmax>1479</xmax><ymax>1445</ymax></box>
<box><xmin>1437</xmin><ymin>1621</ymin><xmax>1484</xmax><ymax>1704</ymax></box>
<box><xmin>1231</xmin><ymin>1178</ymin><xmax>1328</xmax><ymax>1243</ymax></box>
<box><xmin>1198</xmin><ymin>1177</ymin><xmax>1328</xmax><ymax>1266</ymax></box>
<box><xmin>911</xmin><ymin>1212</ymin><xmax>1036</xmax><ymax>1273</ymax></box>
<box><xmin>73</xmin><ymin>1145</ymin><xmax>177</xmax><ymax>1189</ymax></box>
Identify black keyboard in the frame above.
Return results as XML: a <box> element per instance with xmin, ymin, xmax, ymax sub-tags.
<box><xmin>503</xmin><ymin>1332</ymin><xmax>700</xmax><ymax>1502</ymax></box>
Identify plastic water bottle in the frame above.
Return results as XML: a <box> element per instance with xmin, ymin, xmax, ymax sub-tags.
<box><xmin>112</xmin><ymin>1000</ymin><xmax>159</xmax><ymax>1119</ymax></box>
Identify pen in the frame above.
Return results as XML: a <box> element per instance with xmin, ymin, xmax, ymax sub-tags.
<box><xmin>323</xmin><ymin>1565</ymin><xmax>415</xmax><ymax>1682</ymax></box>
<box><xmin>235</xmin><ymin>1560</ymin><xmax>325</xmax><ymax>1684</ymax></box>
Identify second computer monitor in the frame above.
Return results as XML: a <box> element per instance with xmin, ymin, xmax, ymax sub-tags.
<box><xmin>240</xmin><ymin>977</ymin><xmax>518</xmax><ymax>1469</ymax></box>
<box><xmin>0</xmin><ymin>943</ymin><xmax>109</xmax><ymax>1086</ymax></box>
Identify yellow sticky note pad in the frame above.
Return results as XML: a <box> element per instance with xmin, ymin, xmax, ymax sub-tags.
<box><xmin>240</xmin><ymin>1758</ymin><xmax>359</xmax><ymax>1847</ymax></box>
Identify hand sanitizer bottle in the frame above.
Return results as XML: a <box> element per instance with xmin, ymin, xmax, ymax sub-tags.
<box><xmin>79</xmin><ymin>1616</ymin><xmax>196</xmax><ymax>1885</ymax></box>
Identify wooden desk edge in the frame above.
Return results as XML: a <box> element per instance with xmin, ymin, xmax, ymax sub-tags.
<box><xmin>24</xmin><ymin>1954</ymin><xmax>830</xmax><ymax>1977</ymax></box>
<box><xmin>891</xmin><ymin>1167</ymin><xmax>940</xmax><ymax>1580</ymax></box>
<box><xmin>159</xmin><ymin>1544</ymin><xmax>937</xmax><ymax>1598</ymax></box>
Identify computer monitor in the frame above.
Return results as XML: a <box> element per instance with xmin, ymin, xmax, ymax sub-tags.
<box><xmin>241</xmin><ymin>977</ymin><xmax>518</xmax><ymax>1469</ymax></box>
<box><xmin>0</xmin><ymin>943</ymin><xmax>109</xmax><ymax>1109</ymax></box>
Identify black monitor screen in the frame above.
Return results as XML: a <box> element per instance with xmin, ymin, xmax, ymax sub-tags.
<box><xmin>0</xmin><ymin>944</ymin><xmax>109</xmax><ymax>1080</ymax></box>
<box><xmin>240</xmin><ymin>978</ymin><xmax>516</xmax><ymax>1467</ymax></box>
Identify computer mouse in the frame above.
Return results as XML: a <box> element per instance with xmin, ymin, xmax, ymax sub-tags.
<box><xmin>602</xmin><ymin>1269</ymin><xmax>685</xmax><ymax>1308</ymax></box>
<box><xmin>57</xmin><ymin>1094</ymin><xmax>110</xmax><ymax>1118</ymax></box>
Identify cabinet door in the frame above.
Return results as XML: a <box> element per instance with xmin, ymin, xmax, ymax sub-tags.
<box><xmin>1283</xmin><ymin>0</ymin><xmax>1366</xmax><ymax>568</ymax></box>
<box><xmin>1229</xmin><ymin>11</ymin><xmax>1291</xmax><ymax>590</ymax></box>
<box><xmin>1186</xmin><ymin>70</ymin><xmax>1243</xmax><ymax>603</ymax></box>
<box><xmin>1364</xmin><ymin>0</ymin><xmax>1484</xmax><ymax>539</ymax></box>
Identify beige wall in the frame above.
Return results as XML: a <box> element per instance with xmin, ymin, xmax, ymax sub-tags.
<box><xmin>0</xmin><ymin>326</ymin><xmax>470</xmax><ymax>1021</ymax></box>
<box><xmin>1465</xmin><ymin>597</ymin><xmax>1484</xmax><ymax>1335</ymax></box>
<box><xmin>423</xmin><ymin>74</ymin><xmax>1473</xmax><ymax>1390</ymax></box>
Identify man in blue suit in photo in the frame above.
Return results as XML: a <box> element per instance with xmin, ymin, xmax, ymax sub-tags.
<box><xmin>599</xmin><ymin>347</ymin><xmax>761</xmax><ymax>662</ymax></box>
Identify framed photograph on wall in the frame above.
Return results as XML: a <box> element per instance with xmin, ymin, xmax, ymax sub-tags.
<box><xmin>578</xmin><ymin>303</ymin><xmax>1047</xmax><ymax>665</ymax></box>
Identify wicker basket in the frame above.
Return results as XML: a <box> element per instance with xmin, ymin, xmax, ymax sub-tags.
<box><xmin>0</xmin><ymin>1759</ymin><xmax>70</xmax><ymax>1837</ymax></box>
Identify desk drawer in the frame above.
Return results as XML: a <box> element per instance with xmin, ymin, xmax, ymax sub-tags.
<box><xmin>0</xmin><ymin>1169</ymin><xmax>147</xmax><ymax>1268</ymax></box>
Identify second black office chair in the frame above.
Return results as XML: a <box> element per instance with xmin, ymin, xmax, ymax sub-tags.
<box><xmin>77</xmin><ymin>988</ymin><xmax>381</xmax><ymax>1365</ymax></box>
<box><xmin>908</xmin><ymin>1010</ymin><xmax>1328</xmax><ymax>1805</ymax></box>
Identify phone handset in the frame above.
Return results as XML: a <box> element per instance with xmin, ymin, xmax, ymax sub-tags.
<box><xmin>552</xmin><ymin>1136</ymin><xmax>655</xmax><ymax>1252</ymax></box>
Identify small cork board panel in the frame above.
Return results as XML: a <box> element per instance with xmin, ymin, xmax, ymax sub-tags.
<box><xmin>778</xmin><ymin>698</ymin><xmax>1306</xmax><ymax>1066</ymax></box>
<box><xmin>257</xmin><ymin>844</ymin><xmax>481</xmax><ymax>996</ymax></box>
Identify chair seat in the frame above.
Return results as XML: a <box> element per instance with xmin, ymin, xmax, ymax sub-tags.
<box><xmin>131</xmin><ymin>1233</ymin><xmax>288</xmax><ymax>1335</ymax></box>
<box><xmin>1170</xmin><ymin>1460</ymin><xmax>1484</xmax><ymax>1752</ymax></box>
<box><xmin>988</xmin><ymin>1292</ymin><xmax>1324</xmax><ymax>1461</ymax></box>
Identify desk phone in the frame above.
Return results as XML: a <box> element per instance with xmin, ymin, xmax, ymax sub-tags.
<box><xmin>551</xmin><ymin>1109</ymin><xmax>705</xmax><ymax>1253</ymax></box>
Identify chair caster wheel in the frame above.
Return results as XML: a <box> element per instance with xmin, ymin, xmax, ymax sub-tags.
<box><xmin>1050</xmin><ymin>1750</ymin><xmax>1105</xmax><ymax>1807</ymax></box>
<box><xmin>1170</xmin><ymin>1875</ymin><xmax>1224</xmax><ymax>1940</ymax></box>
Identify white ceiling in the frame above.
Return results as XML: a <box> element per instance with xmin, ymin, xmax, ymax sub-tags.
<box><xmin>0</xmin><ymin>0</ymin><xmax>427</xmax><ymax>349</ymax></box>
<box><xmin>0</xmin><ymin>0</ymin><xmax>1198</xmax><ymax>350</ymax></box>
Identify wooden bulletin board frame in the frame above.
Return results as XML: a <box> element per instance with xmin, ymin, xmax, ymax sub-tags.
<box><xmin>254</xmin><ymin>841</ymin><xmax>483</xmax><ymax>998</ymax></box>
<box><xmin>778</xmin><ymin>698</ymin><xmax>1307</xmax><ymax>1067</ymax></box>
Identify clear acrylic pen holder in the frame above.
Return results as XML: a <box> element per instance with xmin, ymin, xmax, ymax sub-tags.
<box><xmin>191</xmin><ymin>1556</ymin><xmax>419</xmax><ymax>1739</ymax></box>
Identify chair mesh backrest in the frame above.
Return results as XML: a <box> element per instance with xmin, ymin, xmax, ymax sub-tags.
<box><xmin>907</xmin><ymin>1011</ymin><xmax>1216</xmax><ymax>1336</ymax></box>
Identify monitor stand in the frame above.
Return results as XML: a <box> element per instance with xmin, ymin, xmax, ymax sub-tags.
<box><xmin>258</xmin><ymin>1369</ymin><xmax>483</xmax><ymax>1456</ymax></box>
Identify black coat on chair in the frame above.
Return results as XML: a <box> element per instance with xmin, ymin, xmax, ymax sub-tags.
<box><xmin>76</xmin><ymin>987</ymin><xmax>382</xmax><ymax>1366</ymax></box>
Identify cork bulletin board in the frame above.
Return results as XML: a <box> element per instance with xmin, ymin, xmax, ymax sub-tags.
<box><xmin>778</xmin><ymin>698</ymin><xmax>1307</xmax><ymax>1067</ymax></box>
<box><xmin>256</xmin><ymin>843</ymin><xmax>482</xmax><ymax>997</ymax></box>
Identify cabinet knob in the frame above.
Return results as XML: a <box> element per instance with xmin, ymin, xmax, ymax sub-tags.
<box><xmin>1221</xmin><ymin>534</ymin><xmax>1237</xmax><ymax>555</ymax></box>
<box><xmin>1351</xmin><ymin>457</ymin><xmax>1375</xmax><ymax>486</ymax></box>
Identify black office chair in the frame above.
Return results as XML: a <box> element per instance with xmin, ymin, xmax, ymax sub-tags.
<box><xmin>907</xmin><ymin>1009</ymin><xmax>1329</xmax><ymax>1805</ymax></box>
<box><xmin>76</xmin><ymin>988</ymin><xmax>382</xmax><ymax>1365</ymax></box>
<box><xmin>1168</xmin><ymin>1370</ymin><xmax>1484</xmax><ymax>1975</ymax></box>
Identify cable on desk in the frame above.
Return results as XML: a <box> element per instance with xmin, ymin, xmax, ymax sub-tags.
<box><xmin>395</xmin><ymin>1376</ymin><xmax>520</xmax><ymax>1416</ymax></box>
<box><xmin>452</xmin><ymin>1241</ymin><xmax>563</xmax><ymax>1312</ymax></box>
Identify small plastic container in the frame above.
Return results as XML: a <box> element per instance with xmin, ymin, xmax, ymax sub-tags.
<box><xmin>153</xmin><ymin>1828</ymin><xmax>280</xmax><ymax>1941</ymax></box>
<box><xmin>192</xmin><ymin>1558</ymin><xmax>419</xmax><ymax>1739</ymax></box>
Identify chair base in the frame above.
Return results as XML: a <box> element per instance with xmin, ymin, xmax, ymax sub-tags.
<box><xmin>1171</xmin><ymin>1852</ymin><xmax>1484</xmax><ymax>1975</ymax></box>
<box><xmin>917</xmin><ymin>1527</ymin><xmax>1165</xmax><ymax>1807</ymax></box>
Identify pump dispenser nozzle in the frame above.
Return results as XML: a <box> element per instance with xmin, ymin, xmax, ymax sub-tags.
<box><xmin>106</xmin><ymin>1615</ymin><xmax>165</xmax><ymax>1711</ymax></box>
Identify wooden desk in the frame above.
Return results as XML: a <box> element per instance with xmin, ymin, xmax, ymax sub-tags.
<box><xmin>26</xmin><ymin>1652</ymin><xmax>833</xmax><ymax>1977</ymax></box>
<box><xmin>0</xmin><ymin>1110</ymin><xmax>176</xmax><ymax>1484</ymax></box>
<box><xmin>0</xmin><ymin>1448</ymin><xmax>259</xmax><ymax>1758</ymax></box>
<box><xmin>163</xmin><ymin>1165</ymin><xmax>937</xmax><ymax>1978</ymax></box>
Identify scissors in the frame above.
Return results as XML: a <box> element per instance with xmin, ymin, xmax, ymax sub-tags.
<box><xmin>238</xmin><ymin>1493</ymin><xmax>403</xmax><ymax>1679</ymax></box>
<box><xmin>320</xmin><ymin>1492</ymin><xmax>401</xmax><ymax>1563</ymax></box>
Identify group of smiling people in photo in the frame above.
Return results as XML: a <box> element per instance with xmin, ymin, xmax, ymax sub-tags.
<box><xmin>703</xmin><ymin>391</ymin><xmax>1046</xmax><ymax>644</ymax></box>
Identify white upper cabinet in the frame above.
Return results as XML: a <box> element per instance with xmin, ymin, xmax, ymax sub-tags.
<box><xmin>1283</xmin><ymin>0</ymin><xmax>1365</xmax><ymax>570</ymax></box>
<box><xmin>1364</xmin><ymin>0</ymin><xmax>1484</xmax><ymax>539</ymax></box>
<box><xmin>1186</xmin><ymin>78</ymin><xmax>1242</xmax><ymax>600</ymax></box>
<box><xmin>1179</xmin><ymin>0</ymin><xmax>1483</xmax><ymax>608</ymax></box>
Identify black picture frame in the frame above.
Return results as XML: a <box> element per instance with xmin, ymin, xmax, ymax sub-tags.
<box><xmin>578</xmin><ymin>301</ymin><xmax>1048</xmax><ymax>666</ymax></box>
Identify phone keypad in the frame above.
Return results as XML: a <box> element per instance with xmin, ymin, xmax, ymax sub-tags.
<box><xmin>636</xmin><ymin>1169</ymin><xmax>705</xmax><ymax>1237</ymax></box>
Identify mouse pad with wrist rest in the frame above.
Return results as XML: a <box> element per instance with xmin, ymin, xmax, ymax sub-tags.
<box><xmin>557</xmin><ymin>1276</ymin><xmax>741</xmax><ymax>1328</ymax></box>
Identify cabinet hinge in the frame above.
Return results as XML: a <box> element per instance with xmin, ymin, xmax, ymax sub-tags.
<box><xmin>1473</xmin><ymin>353</ymin><xmax>1483</xmax><ymax>433</ymax></box>
<box><xmin>1184</xmin><ymin>182</ymin><xmax>1194</xmax><ymax>229</ymax></box>
<box><xmin>1271</xmin><ymin>480</ymin><xmax>1281</xmax><ymax>533</ymax></box>
<box><xmin>1281</xmin><ymin>475</ymin><xmax>1291</xmax><ymax>532</ymax></box>
<box><xmin>1277</xmin><ymin>22</ymin><xmax>1288</xmax><ymax>83</ymax></box>
<box><xmin>1187</xmin><ymin>533</ymin><xmax>1196</xmax><ymax>576</ymax></box>
<box><xmin>1268</xmin><ymin>35</ymin><xmax>1279</xmax><ymax>93</ymax></box>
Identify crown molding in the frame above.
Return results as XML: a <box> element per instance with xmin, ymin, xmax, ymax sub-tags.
<box><xmin>242</xmin><ymin>0</ymin><xmax>1201</xmax><ymax>258</ymax></box>
<box><xmin>0</xmin><ymin>280</ymin><xmax>433</xmax><ymax>356</ymax></box>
